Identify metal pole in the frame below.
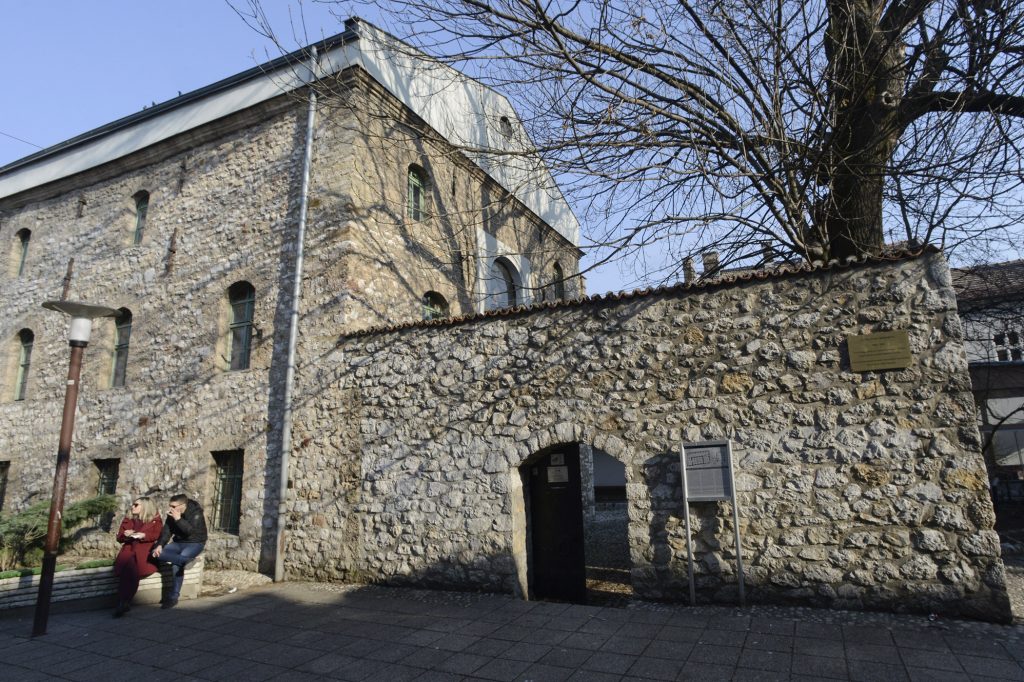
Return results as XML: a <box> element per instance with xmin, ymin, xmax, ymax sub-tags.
<box><xmin>32</xmin><ymin>341</ymin><xmax>86</xmax><ymax>637</ymax></box>
<box><xmin>275</xmin><ymin>45</ymin><xmax>318</xmax><ymax>582</ymax></box>
<box><xmin>726</xmin><ymin>441</ymin><xmax>745</xmax><ymax>607</ymax></box>
<box><xmin>680</xmin><ymin>443</ymin><xmax>696</xmax><ymax>606</ymax></box>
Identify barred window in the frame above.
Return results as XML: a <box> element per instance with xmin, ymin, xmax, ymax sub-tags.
<box><xmin>422</xmin><ymin>291</ymin><xmax>449</xmax><ymax>321</ymax></box>
<box><xmin>14</xmin><ymin>229</ymin><xmax>30</xmax><ymax>276</ymax></box>
<box><xmin>132</xmin><ymin>191</ymin><xmax>149</xmax><ymax>245</ymax></box>
<box><xmin>111</xmin><ymin>308</ymin><xmax>132</xmax><ymax>387</ymax></box>
<box><xmin>0</xmin><ymin>461</ymin><xmax>9</xmax><ymax>511</ymax></box>
<box><xmin>15</xmin><ymin>329</ymin><xmax>33</xmax><ymax>401</ymax></box>
<box><xmin>227</xmin><ymin>282</ymin><xmax>255</xmax><ymax>371</ymax></box>
<box><xmin>994</xmin><ymin>329</ymin><xmax>1023</xmax><ymax>362</ymax></box>
<box><xmin>407</xmin><ymin>165</ymin><xmax>427</xmax><ymax>221</ymax></box>
<box><xmin>211</xmin><ymin>450</ymin><xmax>243</xmax><ymax>535</ymax></box>
<box><xmin>94</xmin><ymin>459</ymin><xmax>120</xmax><ymax>495</ymax></box>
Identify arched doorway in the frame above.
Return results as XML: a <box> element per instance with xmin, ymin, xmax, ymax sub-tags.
<box><xmin>585</xmin><ymin>448</ymin><xmax>632</xmax><ymax>604</ymax></box>
<box><xmin>519</xmin><ymin>444</ymin><xmax>586</xmax><ymax>602</ymax></box>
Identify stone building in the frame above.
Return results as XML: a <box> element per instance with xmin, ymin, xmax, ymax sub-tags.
<box><xmin>0</xmin><ymin>19</ymin><xmax>581</xmax><ymax>572</ymax></box>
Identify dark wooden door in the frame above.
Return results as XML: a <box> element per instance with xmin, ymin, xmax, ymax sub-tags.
<box><xmin>526</xmin><ymin>446</ymin><xmax>586</xmax><ymax>602</ymax></box>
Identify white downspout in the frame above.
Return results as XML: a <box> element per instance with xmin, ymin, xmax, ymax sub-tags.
<box><xmin>275</xmin><ymin>45</ymin><xmax>318</xmax><ymax>582</ymax></box>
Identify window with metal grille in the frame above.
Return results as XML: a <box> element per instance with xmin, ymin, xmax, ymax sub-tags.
<box><xmin>211</xmin><ymin>450</ymin><xmax>243</xmax><ymax>535</ymax></box>
<box><xmin>489</xmin><ymin>258</ymin><xmax>519</xmax><ymax>310</ymax></box>
<box><xmin>422</xmin><ymin>291</ymin><xmax>449</xmax><ymax>320</ymax></box>
<box><xmin>994</xmin><ymin>329</ymin><xmax>1023</xmax><ymax>362</ymax></box>
<box><xmin>94</xmin><ymin>459</ymin><xmax>120</xmax><ymax>495</ymax></box>
<box><xmin>111</xmin><ymin>308</ymin><xmax>132</xmax><ymax>387</ymax></box>
<box><xmin>15</xmin><ymin>329</ymin><xmax>33</xmax><ymax>401</ymax></box>
<box><xmin>94</xmin><ymin>459</ymin><xmax>119</xmax><ymax>530</ymax></box>
<box><xmin>133</xmin><ymin>191</ymin><xmax>149</xmax><ymax>245</ymax></box>
<box><xmin>0</xmin><ymin>461</ymin><xmax>9</xmax><ymax>511</ymax></box>
<box><xmin>551</xmin><ymin>262</ymin><xmax>566</xmax><ymax>301</ymax></box>
<box><xmin>227</xmin><ymin>282</ymin><xmax>255</xmax><ymax>371</ymax></box>
<box><xmin>407</xmin><ymin>165</ymin><xmax>427</xmax><ymax>221</ymax></box>
<box><xmin>15</xmin><ymin>229</ymin><xmax>30</xmax><ymax>276</ymax></box>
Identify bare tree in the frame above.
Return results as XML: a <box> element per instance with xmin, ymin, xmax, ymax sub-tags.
<box><xmin>234</xmin><ymin>0</ymin><xmax>1024</xmax><ymax>284</ymax></box>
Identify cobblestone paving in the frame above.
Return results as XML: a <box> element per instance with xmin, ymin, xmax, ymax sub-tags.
<box><xmin>3</xmin><ymin>581</ymin><xmax>1024</xmax><ymax>681</ymax></box>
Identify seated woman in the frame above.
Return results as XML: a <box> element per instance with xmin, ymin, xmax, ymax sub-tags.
<box><xmin>113</xmin><ymin>497</ymin><xmax>162</xmax><ymax>617</ymax></box>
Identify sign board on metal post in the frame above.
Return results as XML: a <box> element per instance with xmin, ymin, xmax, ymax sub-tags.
<box><xmin>680</xmin><ymin>440</ymin><xmax>745</xmax><ymax>606</ymax></box>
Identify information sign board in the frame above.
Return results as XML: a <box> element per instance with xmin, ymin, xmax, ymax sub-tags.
<box><xmin>847</xmin><ymin>330</ymin><xmax>912</xmax><ymax>372</ymax></box>
<box><xmin>681</xmin><ymin>441</ymin><xmax>732</xmax><ymax>501</ymax></box>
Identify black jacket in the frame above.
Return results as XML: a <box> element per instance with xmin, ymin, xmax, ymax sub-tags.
<box><xmin>157</xmin><ymin>499</ymin><xmax>208</xmax><ymax>546</ymax></box>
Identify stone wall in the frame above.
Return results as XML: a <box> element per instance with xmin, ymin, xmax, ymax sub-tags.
<box><xmin>308</xmin><ymin>250</ymin><xmax>1011</xmax><ymax>622</ymax></box>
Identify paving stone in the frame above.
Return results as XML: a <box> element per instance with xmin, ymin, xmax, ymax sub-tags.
<box><xmin>792</xmin><ymin>653</ymin><xmax>849</xmax><ymax>679</ymax></box>
<box><xmin>956</xmin><ymin>654</ymin><xmax>1024</xmax><ymax>680</ymax></box>
<box><xmin>737</xmin><ymin>648</ymin><xmax>791</xmax><ymax>673</ymax></box>
<box><xmin>581</xmin><ymin>650</ymin><xmax>638</xmax><ymax>675</ymax></box>
<box><xmin>687</xmin><ymin>643</ymin><xmax>742</xmax><ymax>666</ymax></box>
<box><xmin>625</xmin><ymin>655</ymin><xmax>684</xmax><ymax>680</ymax></box>
<box><xmin>473</xmin><ymin>657</ymin><xmax>532</xmax><ymax>681</ymax></box>
<box><xmin>898</xmin><ymin>647</ymin><xmax>965</xmax><ymax>672</ymax></box>
<box><xmin>676</xmin><ymin>662</ymin><xmax>735</xmax><ymax>681</ymax></box>
<box><xmin>847</xmin><ymin>659</ymin><xmax>909</xmax><ymax>682</ymax></box>
<box><xmin>515</xmin><ymin>663</ymin><xmax>574</xmax><ymax>681</ymax></box>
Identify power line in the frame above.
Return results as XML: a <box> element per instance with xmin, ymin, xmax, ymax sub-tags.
<box><xmin>0</xmin><ymin>130</ymin><xmax>43</xmax><ymax>149</ymax></box>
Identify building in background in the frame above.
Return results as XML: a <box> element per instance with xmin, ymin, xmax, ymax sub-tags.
<box><xmin>954</xmin><ymin>261</ymin><xmax>1024</xmax><ymax>513</ymax></box>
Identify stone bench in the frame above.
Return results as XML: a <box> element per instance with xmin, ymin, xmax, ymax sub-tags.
<box><xmin>0</xmin><ymin>556</ymin><xmax>204</xmax><ymax>611</ymax></box>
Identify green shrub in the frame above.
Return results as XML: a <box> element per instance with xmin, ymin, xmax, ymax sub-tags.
<box><xmin>75</xmin><ymin>559</ymin><xmax>115</xmax><ymax>570</ymax></box>
<box><xmin>0</xmin><ymin>495</ymin><xmax>119</xmax><ymax>571</ymax></box>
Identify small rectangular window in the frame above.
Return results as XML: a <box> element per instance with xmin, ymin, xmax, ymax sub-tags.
<box><xmin>95</xmin><ymin>459</ymin><xmax>120</xmax><ymax>495</ymax></box>
<box><xmin>0</xmin><ymin>461</ymin><xmax>9</xmax><ymax>511</ymax></box>
<box><xmin>111</xmin><ymin>310</ymin><xmax>132</xmax><ymax>387</ymax></box>
<box><xmin>211</xmin><ymin>450</ymin><xmax>243</xmax><ymax>535</ymax></box>
<box><xmin>94</xmin><ymin>459</ymin><xmax>119</xmax><ymax>530</ymax></box>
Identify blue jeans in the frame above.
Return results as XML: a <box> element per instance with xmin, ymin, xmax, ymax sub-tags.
<box><xmin>159</xmin><ymin>541</ymin><xmax>204</xmax><ymax>600</ymax></box>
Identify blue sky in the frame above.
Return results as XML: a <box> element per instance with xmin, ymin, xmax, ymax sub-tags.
<box><xmin>0</xmin><ymin>1</ymin><xmax>362</xmax><ymax>166</ymax></box>
<box><xmin>0</xmin><ymin>0</ymin><xmax>628</xmax><ymax>293</ymax></box>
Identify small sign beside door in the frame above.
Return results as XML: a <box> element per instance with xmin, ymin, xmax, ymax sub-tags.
<box><xmin>547</xmin><ymin>466</ymin><xmax>569</xmax><ymax>483</ymax></box>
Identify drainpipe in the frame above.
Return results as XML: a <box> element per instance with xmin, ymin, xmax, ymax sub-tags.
<box><xmin>275</xmin><ymin>45</ymin><xmax>318</xmax><ymax>582</ymax></box>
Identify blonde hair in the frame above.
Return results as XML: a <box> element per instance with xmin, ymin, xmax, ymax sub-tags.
<box><xmin>131</xmin><ymin>497</ymin><xmax>158</xmax><ymax>521</ymax></box>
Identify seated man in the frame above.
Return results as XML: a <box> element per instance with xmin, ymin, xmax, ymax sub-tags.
<box><xmin>151</xmin><ymin>494</ymin><xmax>208</xmax><ymax>609</ymax></box>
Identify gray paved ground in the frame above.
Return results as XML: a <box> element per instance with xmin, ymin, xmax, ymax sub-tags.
<box><xmin>2</xmin><ymin>582</ymin><xmax>1024</xmax><ymax>681</ymax></box>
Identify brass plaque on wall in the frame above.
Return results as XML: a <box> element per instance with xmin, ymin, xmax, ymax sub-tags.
<box><xmin>847</xmin><ymin>330</ymin><xmax>912</xmax><ymax>372</ymax></box>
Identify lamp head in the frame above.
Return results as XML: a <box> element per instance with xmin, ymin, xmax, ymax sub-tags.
<box><xmin>42</xmin><ymin>301</ymin><xmax>119</xmax><ymax>345</ymax></box>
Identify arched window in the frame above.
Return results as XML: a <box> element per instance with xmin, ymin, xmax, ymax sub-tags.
<box><xmin>110</xmin><ymin>308</ymin><xmax>132</xmax><ymax>387</ymax></box>
<box><xmin>490</xmin><ymin>258</ymin><xmax>520</xmax><ymax>310</ymax></box>
<box><xmin>14</xmin><ymin>329</ymin><xmax>33</xmax><ymax>401</ymax></box>
<box><xmin>422</xmin><ymin>291</ymin><xmax>449</xmax><ymax>320</ymax></box>
<box><xmin>227</xmin><ymin>282</ymin><xmax>255</xmax><ymax>371</ymax></box>
<box><xmin>499</xmin><ymin>116</ymin><xmax>514</xmax><ymax>140</ymax></box>
<box><xmin>407</xmin><ymin>165</ymin><xmax>427</xmax><ymax>221</ymax></box>
<box><xmin>551</xmin><ymin>262</ymin><xmax>566</xmax><ymax>301</ymax></box>
<box><xmin>132</xmin><ymin>191</ymin><xmax>149</xmax><ymax>245</ymax></box>
<box><xmin>14</xmin><ymin>229</ymin><xmax>30</xmax><ymax>276</ymax></box>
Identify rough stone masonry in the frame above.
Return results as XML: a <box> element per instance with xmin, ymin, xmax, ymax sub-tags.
<box><xmin>301</xmin><ymin>249</ymin><xmax>1011</xmax><ymax>622</ymax></box>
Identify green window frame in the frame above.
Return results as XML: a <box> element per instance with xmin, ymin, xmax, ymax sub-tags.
<box><xmin>211</xmin><ymin>450</ymin><xmax>243</xmax><ymax>535</ymax></box>
<box><xmin>407</xmin><ymin>165</ymin><xmax>427</xmax><ymax>221</ymax></box>
<box><xmin>0</xmin><ymin>461</ymin><xmax>9</xmax><ymax>512</ymax></box>
<box><xmin>94</xmin><ymin>459</ymin><xmax>120</xmax><ymax>495</ymax></box>
<box><xmin>111</xmin><ymin>308</ymin><xmax>132</xmax><ymax>387</ymax></box>
<box><xmin>132</xmin><ymin>191</ymin><xmax>149</xmax><ymax>245</ymax></box>
<box><xmin>493</xmin><ymin>258</ymin><xmax>518</xmax><ymax>308</ymax></box>
<box><xmin>552</xmin><ymin>262</ymin><xmax>566</xmax><ymax>301</ymax></box>
<box><xmin>15</xmin><ymin>329</ymin><xmax>33</xmax><ymax>401</ymax></box>
<box><xmin>422</xmin><ymin>291</ymin><xmax>449</xmax><ymax>320</ymax></box>
<box><xmin>227</xmin><ymin>282</ymin><xmax>255</xmax><ymax>371</ymax></box>
<box><xmin>15</xmin><ymin>229</ymin><xmax>30</xmax><ymax>277</ymax></box>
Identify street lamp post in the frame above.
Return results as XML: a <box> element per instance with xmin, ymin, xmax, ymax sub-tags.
<box><xmin>32</xmin><ymin>301</ymin><xmax>117</xmax><ymax>637</ymax></box>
